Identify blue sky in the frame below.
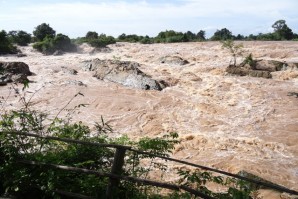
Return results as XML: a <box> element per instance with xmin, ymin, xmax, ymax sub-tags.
<box><xmin>1</xmin><ymin>0</ymin><xmax>297</xmax><ymax>38</ymax></box>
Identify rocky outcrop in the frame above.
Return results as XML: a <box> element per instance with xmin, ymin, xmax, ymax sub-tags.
<box><xmin>226</xmin><ymin>59</ymin><xmax>297</xmax><ymax>78</ymax></box>
<box><xmin>83</xmin><ymin>59</ymin><xmax>166</xmax><ymax>90</ymax></box>
<box><xmin>226</xmin><ymin>64</ymin><xmax>272</xmax><ymax>78</ymax></box>
<box><xmin>160</xmin><ymin>56</ymin><xmax>189</xmax><ymax>66</ymax></box>
<box><xmin>0</xmin><ymin>62</ymin><xmax>32</xmax><ymax>86</ymax></box>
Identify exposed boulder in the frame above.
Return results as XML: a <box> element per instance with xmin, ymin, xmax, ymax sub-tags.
<box><xmin>0</xmin><ymin>78</ymin><xmax>7</xmax><ymax>86</ymax></box>
<box><xmin>83</xmin><ymin>59</ymin><xmax>165</xmax><ymax>90</ymax></box>
<box><xmin>160</xmin><ymin>56</ymin><xmax>189</xmax><ymax>66</ymax></box>
<box><xmin>0</xmin><ymin>62</ymin><xmax>32</xmax><ymax>85</ymax></box>
<box><xmin>253</xmin><ymin>60</ymin><xmax>285</xmax><ymax>72</ymax></box>
<box><xmin>226</xmin><ymin>59</ymin><xmax>295</xmax><ymax>79</ymax></box>
<box><xmin>226</xmin><ymin>65</ymin><xmax>272</xmax><ymax>78</ymax></box>
<box><xmin>61</xmin><ymin>66</ymin><xmax>78</xmax><ymax>75</ymax></box>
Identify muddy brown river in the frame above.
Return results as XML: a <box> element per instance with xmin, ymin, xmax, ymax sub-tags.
<box><xmin>1</xmin><ymin>41</ymin><xmax>298</xmax><ymax>198</ymax></box>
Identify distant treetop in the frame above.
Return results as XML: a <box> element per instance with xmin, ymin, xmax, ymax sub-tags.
<box><xmin>33</xmin><ymin>23</ymin><xmax>56</xmax><ymax>41</ymax></box>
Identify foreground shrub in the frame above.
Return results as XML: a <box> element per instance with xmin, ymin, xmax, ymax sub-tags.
<box><xmin>0</xmin><ymin>105</ymin><xmax>178</xmax><ymax>198</ymax></box>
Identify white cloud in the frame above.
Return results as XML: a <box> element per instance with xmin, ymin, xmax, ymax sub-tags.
<box><xmin>0</xmin><ymin>0</ymin><xmax>297</xmax><ymax>37</ymax></box>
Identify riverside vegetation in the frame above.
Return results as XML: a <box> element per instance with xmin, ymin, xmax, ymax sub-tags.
<box><xmin>0</xmin><ymin>20</ymin><xmax>297</xmax><ymax>55</ymax></box>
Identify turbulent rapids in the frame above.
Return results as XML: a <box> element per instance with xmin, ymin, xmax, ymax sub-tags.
<box><xmin>1</xmin><ymin>41</ymin><xmax>298</xmax><ymax>197</ymax></box>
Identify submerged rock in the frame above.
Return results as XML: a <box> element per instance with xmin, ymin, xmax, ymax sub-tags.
<box><xmin>253</xmin><ymin>60</ymin><xmax>285</xmax><ymax>72</ymax></box>
<box><xmin>83</xmin><ymin>59</ymin><xmax>166</xmax><ymax>90</ymax></box>
<box><xmin>0</xmin><ymin>61</ymin><xmax>32</xmax><ymax>85</ymax></box>
<box><xmin>16</xmin><ymin>53</ymin><xmax>27</xmax><ymax>57</ymax></box>
<box><xmin>160</xmin><ymin>56</ymin><xmax>189</xmax><ymax>66</ymax></box>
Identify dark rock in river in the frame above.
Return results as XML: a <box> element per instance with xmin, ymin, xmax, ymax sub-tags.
<box><xmin>0</xmin><ymin>61</ymin><xmax>32</xmax><ymax>85</ymax></box>
<box><xmin>226</xmin><ymin>59</ymin><xmax>296</xmax><ymax>78</ymax></box>
<box><xmin>160</xmin><ymin>56</ymin><xmax>189</xmax><ymax>66</ymax></box>
<box><xmin>83</xmin><ymin>59</ymin><xmax>166</xmax><ymax>90</ymax></box>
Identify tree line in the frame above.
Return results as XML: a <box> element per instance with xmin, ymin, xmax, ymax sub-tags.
<box><xmin>0</xmin><ymin>20</ymin><xmax>297</xmax><ymax>55</ymax></box>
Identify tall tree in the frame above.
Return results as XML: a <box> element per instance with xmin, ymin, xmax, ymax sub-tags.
<box><xmin>272</xmin><ymin>20</ymin><xmax>293</xmax><ymax>40</ymax></box>
<box><xmin>197</xmin><ymin>30</ymin><xmax>206</xmax><ymax>41</ymax></box>
<box><xmin>211</xmin><ymin>28</ymin><xmax>233</xmax><ymax>41</ymax></box>
<box><xmin>33</xmin><ymin>23</ymin><xmax>56</xmax><ymax>41</ymax></box>
<box><xmin>8</xmin><ymin>30</ymin><xmax>31</xmax><ymax>46</ymax></box>
<box><xmin>85</xmin><ymin>31</ymin><xmax>98</xmax><ymax>39</ymax></box>
<box><xmin>0</xmin><ymin>30</ymin><xmax>16</xmax><ymax>54</ymax></box>
<box><xmin>184</xmin><ymin>31</ymin><xmax>196</xmax><ymax>41</ymax></box>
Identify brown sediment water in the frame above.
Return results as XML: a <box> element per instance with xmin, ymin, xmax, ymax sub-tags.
<box><xmin>1</xmin><ymin>41</ymin><xmax>298</xmax><ymax>197</ymax></box>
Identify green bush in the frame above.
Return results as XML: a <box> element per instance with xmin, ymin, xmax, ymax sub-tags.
<box><xmin>33</xmin><ymin>34</ymin><xmax>76</xmax><ymax>55</ymax></box>
<box><xmin>88</xmin><ymin>35</ymin><xmax>116</xmax><ymax>48</ymax></box>
<box><xmin>33</xmin><ymin>23</ymin><xmax>56</xmax><ymax>42</ymax></box>
<box><xmin>52</xmin><ymin>33</ymin><xmax>76</xmax><ymax>52</ymax></box>
<box><xmin>211</xmin><ymin>28</ymin><xmax>233</xmax><ymax>41</ymax></box>
<box><xmin>85</xmin><ymin>31</ymin><xmax>99</xmax><ymax>40</ymax></box>
<box><xmin>117</xmin><ymin>34</ymin><xmax>144</xmax><ymax>42</ymax></box>
<box><xmin>244</xmin><ymin>53</ymin><xmax>257</xmax><ymax>68</ymax></box>
<box><xmin>140</xmin><ymin>36</ymin><xmax>153</xmax><ymax>44</ymax></box>
<box><xmin>73</xmin><ymin>32</ymin><xmax>116</xmax><ymax>48</ymax></box>
<box><xmin>154</xmin><ymin>30</ymin><xmax>205</xmax><ymax>43</ymax></box>
<box><xmin>8</xmin><ymin>30</ymin><xmax>31</xmax><ymax>46</ymax></box>
<box><xmin>0</xmin><ymin>30</ymin><xmax>17</xmax><ymax>54</ymax></box>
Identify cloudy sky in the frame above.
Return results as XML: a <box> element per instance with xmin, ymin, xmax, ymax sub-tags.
<box><xmin>1</xmin><ymin>0</ymin><xmax>297</xmax><ymax>38</ymax></box>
